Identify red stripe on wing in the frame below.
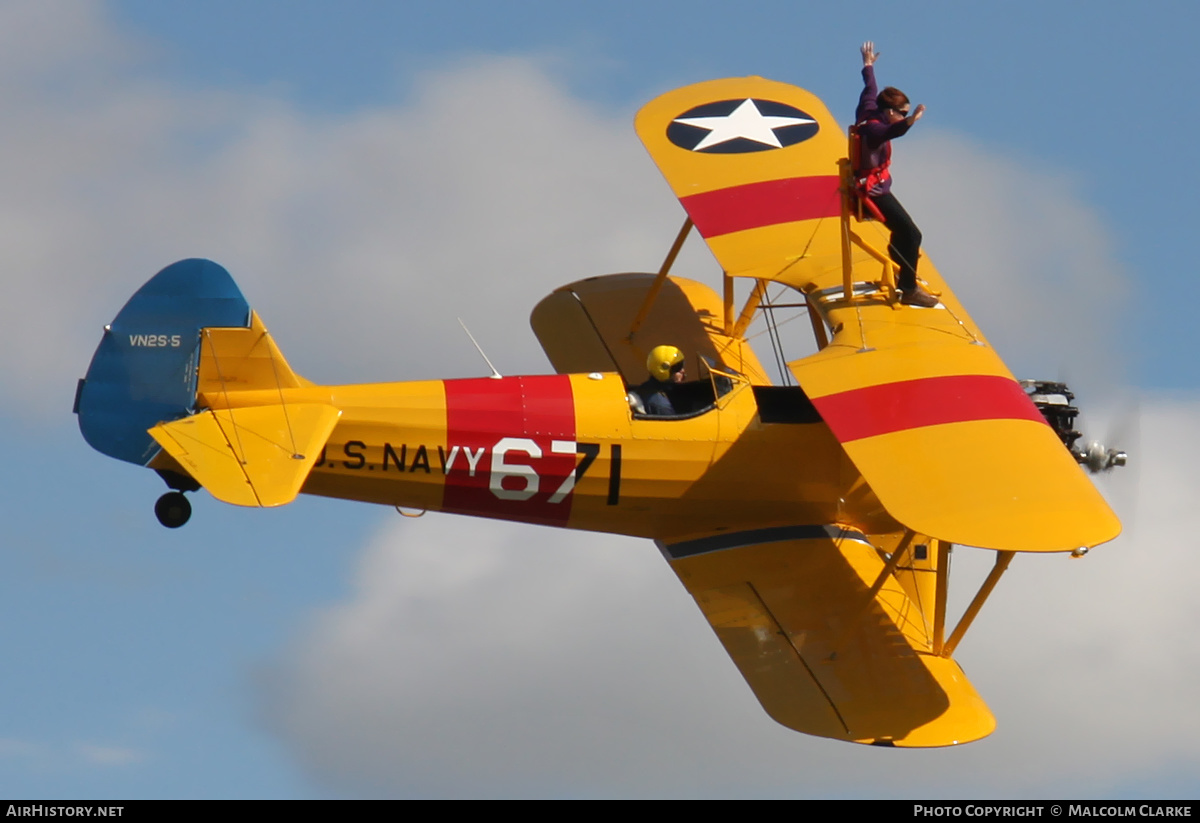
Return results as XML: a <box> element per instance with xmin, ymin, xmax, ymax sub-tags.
<box><xmin>811</xmin><ymin>375</ymin><xmax>1047</xmax><ymax>443</ymax></box>
<box><xmin>680</xmin><ymin>176</ymin><xmax>842</xmax><ymax>238</ymax></box>
<box><xmin>443</xmin><ymin>375</ymin><xmax>576</xmax><ymax>526</ymax></box>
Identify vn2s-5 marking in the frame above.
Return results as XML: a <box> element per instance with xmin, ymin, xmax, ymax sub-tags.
<box><xmin>128</xmin><ymin>333</ymin><xmax>182</xmax><ymax>347</ymax></box>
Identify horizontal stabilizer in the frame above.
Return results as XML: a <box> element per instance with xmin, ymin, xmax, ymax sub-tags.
<box><xmin>661</xmin><ymin>526</ymin><xmax>994</xmax><ymax>747</ymax></box>
<box><xmin>149</xmin><ymin>404</ymin><xmax>340</xmax><ymax>507</ymax></box>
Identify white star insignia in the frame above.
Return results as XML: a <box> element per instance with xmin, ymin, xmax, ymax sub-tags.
<box><xmin>674</xmin><ymin>99</ymin><xmax>815</xmax><ymax>151</ymax></box>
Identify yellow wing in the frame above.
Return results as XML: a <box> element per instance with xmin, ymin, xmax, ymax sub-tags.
<box><xmin>531</xmin><ymin>273</ymin><xmax>770</xmax><ymax>386</ymax></box>
<box><xmin>635</xmin><ymin>77</ymin><xmax>847</xmax><ymax>281</ymax></box>
<box><xmin>788</xmin><ymin>274</ymin><xmax>1120</xmax><ymax>552</ymax></box>
<box><xmin>661</xmin><ymin>526</ymin><xmax>994</xmax><ymax>747</ymax></box>
<box><xmin>637</xmin><ymin>78</ymin><xmax>1120</xmax><ymax>552</ymax></box>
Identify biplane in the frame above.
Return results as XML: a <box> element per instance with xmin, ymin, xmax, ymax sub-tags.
<box><xmin>75</xmin><ymin>77</ymin><xmax>1125</xmax><ymax>747</ymax></box>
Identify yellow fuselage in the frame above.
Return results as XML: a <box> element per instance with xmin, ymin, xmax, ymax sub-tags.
<box><xmin>203</xmin><ymin>371</ymin><xmax>888</xmax><ymax>542</ymax></box>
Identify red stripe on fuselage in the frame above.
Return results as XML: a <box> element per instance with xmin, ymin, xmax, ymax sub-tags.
<box><xmin>680</xmin><ymin>176</ymin><xmax>842</xmax><ymax>238</ymax></box>
<box><xmin>442</xmin><ymin>375</ymin><xmax>576</xmax><ymax>526</ymax></box>
<box><xmin>811</xmin><ymin>374</ymin><xmax>1047</xmax><ymax>443</ymax></box>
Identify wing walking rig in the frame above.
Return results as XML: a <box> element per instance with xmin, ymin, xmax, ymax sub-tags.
<box><xmin>76</xmin><ymin>77</ymin><xmax>1122</xmax><ymax>748</ymax></box>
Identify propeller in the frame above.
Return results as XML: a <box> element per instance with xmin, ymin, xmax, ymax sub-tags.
<box><xmin>1079</xmin><ymin>398</ymin><xmax>1141</xmax><ymax>542</ymax></box>
<box><xmin>1074</xmin><ymin>438</ymin><xmax>1127</xmax><ymax>474</ymax></box>
<box><xmin>1021</xmin><ymin>379</ymin><xmax>1138</xmax><ymax>544</ymax></box>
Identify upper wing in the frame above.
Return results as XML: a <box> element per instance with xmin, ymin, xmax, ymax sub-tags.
<box><xmin>634</xmin><ymin>77</ymin><xmax>848</xmax><ymax>282</ymax></box>
<box><xmin>789</xmin><ymin>277</ymin><xmax>1120</xmax><ymax>552</ymax></box>
<box><xmin>637</xmin><ymin>78</ymin><xmax>1120</xmax><ymax>552</ymax></box>
<box><xmin>660</xmin><ymin>525</ymin><xmax>994</xmax><ymax>747</ymax></box>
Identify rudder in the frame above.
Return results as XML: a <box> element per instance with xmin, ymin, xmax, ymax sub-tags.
<box><xmin>75</xmin><ymin>259</ymin><xmax>251</xmax><ymax>466</ymax></box>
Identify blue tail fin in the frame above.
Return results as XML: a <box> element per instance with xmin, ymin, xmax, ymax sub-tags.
<box><xmin>76</xmin><ymin>259</ymin><xmax>251</xmax><ymax>466</ymax></box>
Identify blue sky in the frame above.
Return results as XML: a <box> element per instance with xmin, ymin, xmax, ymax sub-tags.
<box><xmin>2</xmin><ymin>0</ymin><xmax>1197</xmax><ymax>799</ymax></box>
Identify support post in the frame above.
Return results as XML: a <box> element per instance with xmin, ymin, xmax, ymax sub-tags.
<box><xmin>932</xmin><ymin>540</ymin><xmax>951</xmax><ymax>655</ymax></box>
<box><xmin>941</xmin><ymin>550</ymin><xmax>1015</xmax><ymax>658</ymax></box>
<box><xmin>731</xmin><ymin>279</ymin><xmax>767</xmax><ymax>340</ymax></box>
<box><xmin>629</xmin><ymin>217</ymin><xmax>692</xmax><ymax>339</ymax></box>
<box><xmin>805</xmin><ymin>299</ymin><xmax>829</xmax><ymax>350</ymax></box>
<box><xmin>847</xmin><ymin>228</ymin><xmax>899</xmax><ymax>295</ymax></box>
<box><xmin>723</xmin><ymin>272</ymin><xmax>735</xmax><ymax>336</ymax></box>
<box><xmin>863</xmin><ymin>530</ymin><xmax>916</xmax><ymax>605</ymax></box>
<box><xmin>827</xmin><ymin>530</ymin><xmax>915</xmax><ymax>659</ymax></box>
<box><xmin>837</xmin><ymin>159</ymin><xmax>855</xmax><ymax>305</ymax></box>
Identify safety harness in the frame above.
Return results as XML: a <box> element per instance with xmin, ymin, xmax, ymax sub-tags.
<box><xmin>848</xmin><ymin>122</ymin><xmax>889</xmax><ymax>223</ymax></box>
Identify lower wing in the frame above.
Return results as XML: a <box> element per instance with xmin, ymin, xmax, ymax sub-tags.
<box><xmin>660</xmin><ymin>525</ymin><xmax>994</xmax><ymax>747</ymax></box>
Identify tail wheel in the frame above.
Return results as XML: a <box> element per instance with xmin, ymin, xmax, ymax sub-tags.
<box><xmin>154</xmin><ymin>492</ymin><xmax>192</xmax><ymax>528</ymax></box>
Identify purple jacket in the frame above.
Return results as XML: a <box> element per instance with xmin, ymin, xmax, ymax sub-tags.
<box><xmin>855</xmin><ymin>65</ymin><xmax>911</xmax><ymax>196</ymax></box>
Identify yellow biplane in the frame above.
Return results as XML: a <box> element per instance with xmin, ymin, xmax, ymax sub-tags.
<box><xmin>75</xmin><ymin>77</ymin><xmax>1124</xmax><ymax>748</ymax></box>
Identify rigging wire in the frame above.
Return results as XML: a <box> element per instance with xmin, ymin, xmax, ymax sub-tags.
<box><xmin>204</xmin><ymin>329</ymin><xmax>249</xmax><ymax>466</ymax></box>
<box><xmin>761</xmin><ymin>286</ymin><xmax>792</xmax><ymax>387</ymax></box>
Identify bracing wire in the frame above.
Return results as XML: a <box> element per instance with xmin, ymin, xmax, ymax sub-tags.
<box><xmin>263</xmin><ymin>331</ymin><xmax>303</xmax><ymax>458</ymax></box>
<box><xmin>204</xmin><ymin>329</ymin><xmax>249</xmax><ymax>465</ymax></box>
<box><xmin>761</xmin><ymin>286</ymin><xmax>793</xmax><ymax>387</ymax></box>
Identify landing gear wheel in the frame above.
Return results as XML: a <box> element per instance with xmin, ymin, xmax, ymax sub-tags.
<box><xmin>155</xmin><ymin>492</ymin><xmax>192</xmax><ymax>528</ymax></box>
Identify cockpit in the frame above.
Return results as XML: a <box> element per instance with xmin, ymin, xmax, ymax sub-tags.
<box><xmin>627</xmin><ymin>355</ymin><xmax>738</xmax><ymax>420</ymax></box>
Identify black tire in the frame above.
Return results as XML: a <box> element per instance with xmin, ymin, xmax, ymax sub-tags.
<box><xmin>154</xmin><ymin>492</ymin><xmax>192</xmax><ymax>528</ymax></box>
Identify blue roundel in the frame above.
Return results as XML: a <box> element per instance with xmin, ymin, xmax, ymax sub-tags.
<box><xmin>667</xmin><ymin>98</ymin><xmax>819</xmax><ymax>154</ymax></box>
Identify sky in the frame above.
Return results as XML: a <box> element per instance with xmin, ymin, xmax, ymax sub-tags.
<box><xmin>1</xmin><ymin>0</ymin><xmax>1197</xmax><ymax>799</ymax></box>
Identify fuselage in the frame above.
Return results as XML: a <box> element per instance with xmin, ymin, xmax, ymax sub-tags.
<box><xmin>200</xmin><ymin>371</ymin><xmax>889</xmax><ymax>542</ymax></box>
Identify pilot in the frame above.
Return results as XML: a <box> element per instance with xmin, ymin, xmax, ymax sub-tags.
<box><xmin>633</xmin><ymin>345</ymin><xmax>687</xmax><ymax>416</ymax></box>
<box><xmin>855</xmin><ymin>41</ymin><xmax>938</xmax><ymax>308</ymax></box>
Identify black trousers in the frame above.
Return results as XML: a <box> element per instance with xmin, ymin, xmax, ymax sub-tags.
<box><xmin>869</xmin><ymin>192</ymin><xmax>922</xmax><ymax>291</ymax></box>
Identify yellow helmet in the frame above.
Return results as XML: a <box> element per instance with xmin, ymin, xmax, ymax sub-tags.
<box><xmin>646</xmin><ymin>345</ymin><xmax>685</xmax><ymax>382</ymax></box>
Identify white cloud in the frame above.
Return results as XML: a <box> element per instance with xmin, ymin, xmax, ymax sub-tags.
<box><xmin>260</xmin><ymin>517</ymin><xmax>730</xmax><ymax>798</ymax></box>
